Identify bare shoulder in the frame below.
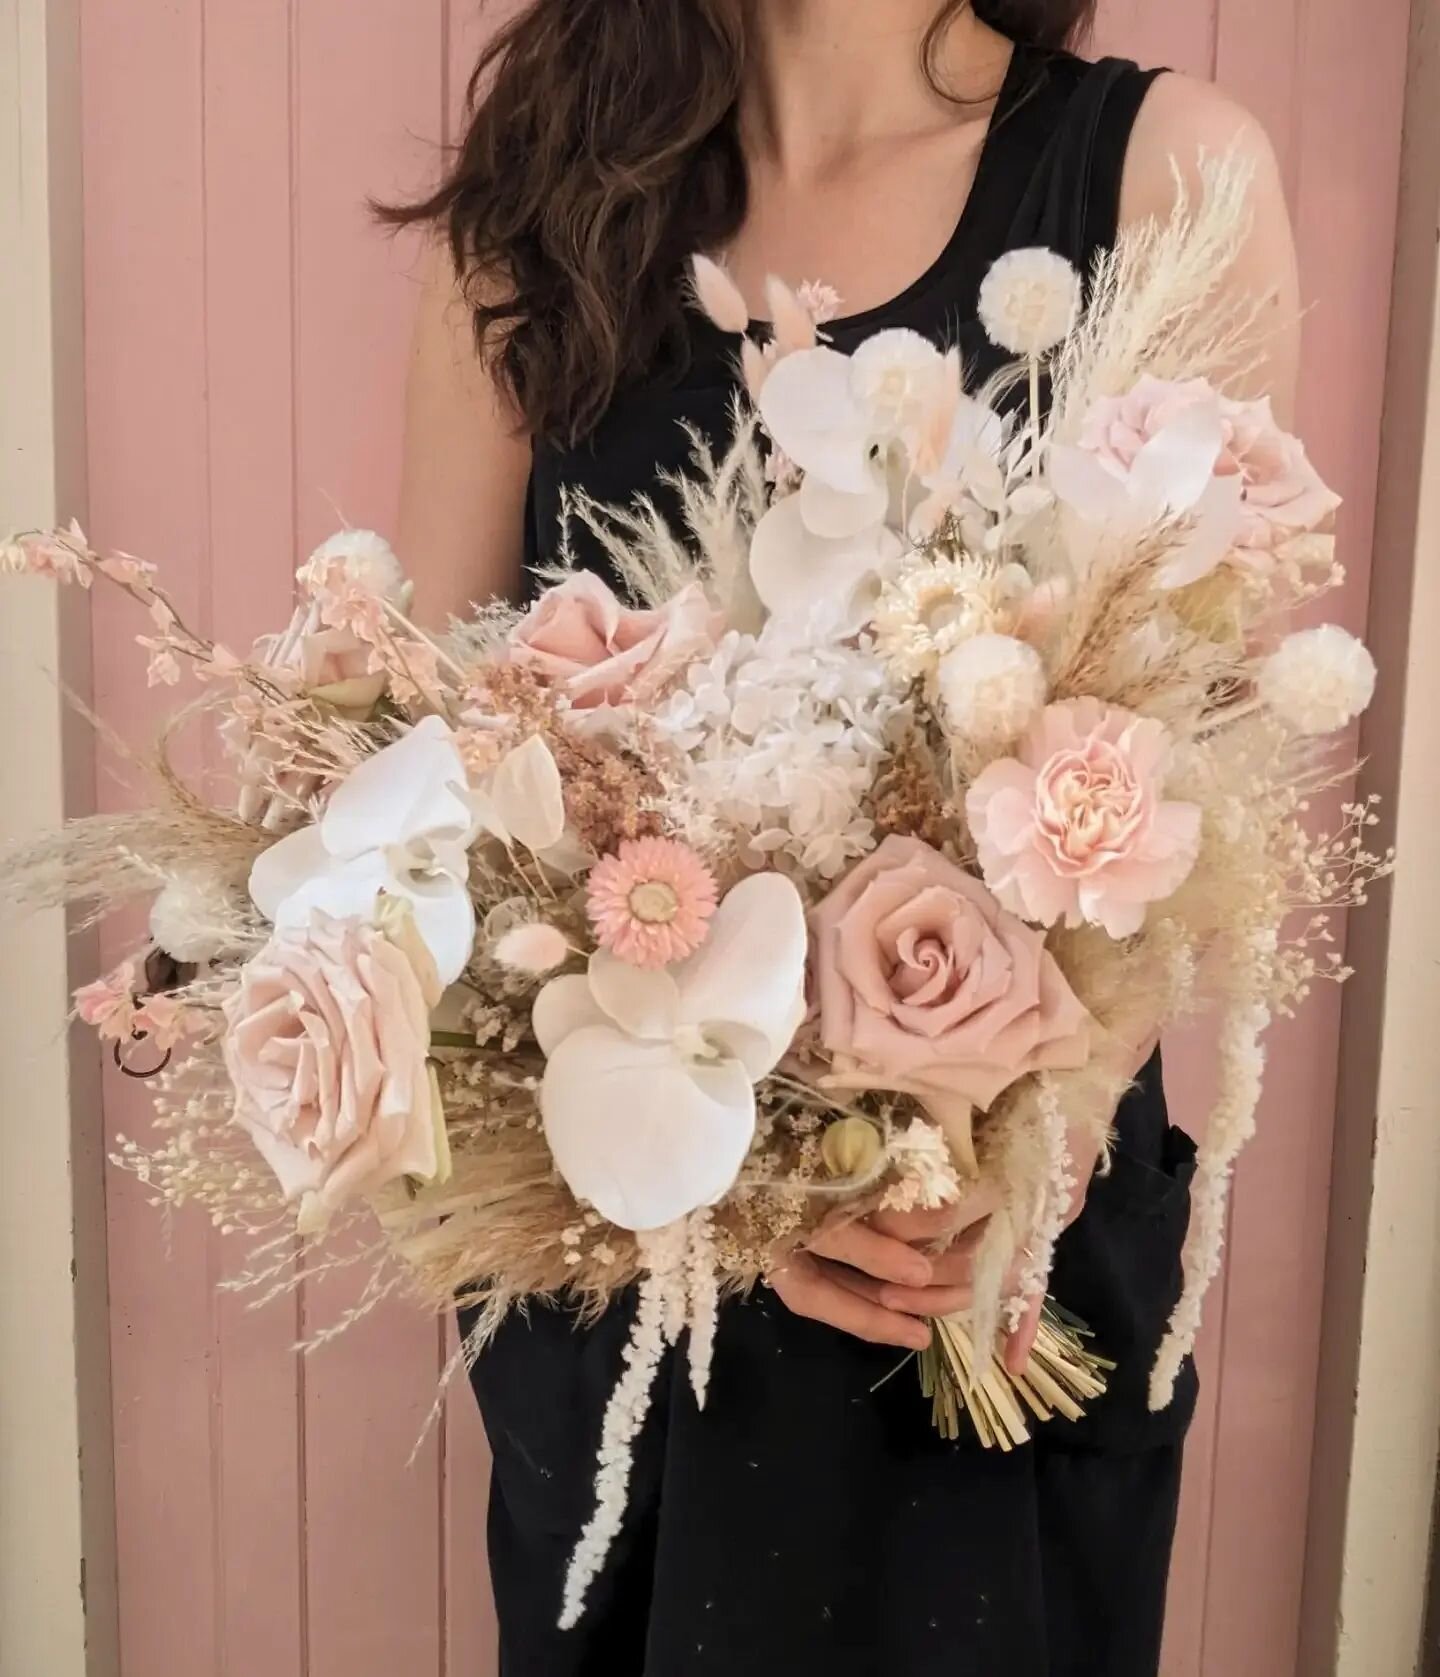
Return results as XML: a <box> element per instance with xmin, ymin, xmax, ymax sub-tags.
<box><xmin>1120</xmin><ymin>73</ymin><xmax>1300</xmax><ymax>411</ymax></box>
<box><xmin>1120</xmin><ymin>72</ymin><xmax>1284</xmax><ymax>230</ymax></box>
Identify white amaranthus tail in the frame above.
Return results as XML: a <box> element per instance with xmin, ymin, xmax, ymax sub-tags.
<box><xmin>1149</xmin><ymin>988</ymin><xmax>1270</xmax><ymax>1409</ymax></box>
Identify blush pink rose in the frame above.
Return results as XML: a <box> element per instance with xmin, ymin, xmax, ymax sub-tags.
<box><xmin>1080</xmin><ymin>375</ymin><xmax>1339</xmax><ymax>561</ymax></box>
<box><xmin>509</xmin><ymin>572</ymin><xmax>718</xmax><ymax>711</ymax></box>
<box><xmin>809</xmin><ymin>835</ymin><xmax>1091</xmax><ymax>1133</ymax></box>
<box><xmin>222</xmin><ymin>910</ymin><xmax>444</xmax><ymax>1234</ymax></box>
<box><xmin>966</xmin><ymin>698</ymin><xmax>1201</xmax><ymax>939</ymax></box>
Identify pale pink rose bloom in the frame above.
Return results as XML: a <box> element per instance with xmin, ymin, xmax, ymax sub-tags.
<box><xmin>223</xmin><ymin>912</ymin><xmax>442</xmax><ymax>1234</ymax></box>
<box><xmin>509</xmin><ymin>572</ymin><xmax>718</xmax><ymax>711</ymax></box>
<box><xmin>1079</xmin><ymin>375</ymin><xmax>1339</xmax><ymax>560</ymax></box>
<box><xmin>809</xmin><ymin>835</ymin><xmax>1091</xmax><ymax>1133</ymax></box>
<box><xmin>966</xmin><ymin>698</ymin><xmax>1202</xmax><ymax>939</ymax></box>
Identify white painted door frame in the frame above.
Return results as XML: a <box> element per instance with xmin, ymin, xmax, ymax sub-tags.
<box><xmin>0</xmin><ymin>1</ymin><xmax>118</xmax><ymax>1673</ymax></box>
<box><xmin>1301</xmin><ymin>4</ymin><xmax>1440</xmax><ymax>1673</ymax></box>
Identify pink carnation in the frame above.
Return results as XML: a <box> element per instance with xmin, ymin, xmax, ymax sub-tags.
<box><xmin>509</xmin><ymin>572</ymin><xmax>718</xmax><ymax>713</ymax></box>
<box><xmin>965</xmin><ymin>698</ymin><xmax>1201</xmax><ymax>939</ymax></box>
<box><xmin>1079</xmin><ymin>376</ymin><xmax>1339</xmax><ymax>563</ymax></box>
<box><xmin>587</xmin><ymin>838</ymin><xmax>718</xmax><ymax>969</ymax></box>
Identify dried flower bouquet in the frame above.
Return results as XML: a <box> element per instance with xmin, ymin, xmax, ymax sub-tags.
<box><xmin>2</xmin><ymin>157</ymin><xmax>1389</xmax><ymax>1627</ymax></box>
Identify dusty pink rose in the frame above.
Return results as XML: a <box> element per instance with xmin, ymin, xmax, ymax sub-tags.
<box><xmin>809</xmin><ymin>835</ymin><xmax>1091</xmax><ymax>1135</ymax></box>
<box><xmin>222</xmin><ymin>910</ymin><xmax>445</xmax><ymax>1234</ymax></box>
<box><xmin>1080</xmin><ymin>376</ymin><xmax>1339</xmax><ymax>560</ymax></box>
<box><xmin>509</xmin><ymin>572</ymin><xmax>717</xmax><ymax>711</ymax></box>
<box><xmin>966</xmin><ymin>698</ymin><xmax>1201</xmax><ymax>939</ymax></box>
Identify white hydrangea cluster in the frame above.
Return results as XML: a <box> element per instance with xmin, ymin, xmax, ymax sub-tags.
<box><xmin>651</xmin><ymin>618</ymin><xmax>909</xmax><ymax>880</ymax></box>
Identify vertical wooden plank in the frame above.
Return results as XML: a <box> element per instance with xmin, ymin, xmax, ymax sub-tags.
<box><xmin>202</xmin><ymin>3</ymin><xmax>308</xmax><ymax>1673</ymax></box>
<box><xmin>444</xmin><ymin>1331</ymin><xmax>499</xmax><ymax>1677</ymax></box>
<box><xmin>1201</xmin><ymin>0</ymin><xmax>1412</xmax><ymax>1671</ymax></box>
<box><xmin>81</xmin><ymin>1</ymin><xmax>222</xmax><ymax>1672</ymax></box>
<box><xmin>1092</xmin><ymin>0</ymin><xmax>1218</xmax><ymax>78</ymax></box>
<box><xmin>289</xmin><ymin>6</ymin><xmax>451</xmax><ymax>1676</ymax></box>
<box><xmin>1214</xmin><ymin>0</ymin><xmax>1301</xmax><ymax>199</ymax></box>
<box><xmin>440</xmin><ymin>13</ymin><xmax>511</xmax><ymax>1667</ymax></box>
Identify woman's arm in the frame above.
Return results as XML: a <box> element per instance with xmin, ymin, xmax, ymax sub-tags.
<box><xmin>396</xmin><ymin>241</ymin><xmax>531</xmax><ymax>624</ymax></box>
<box><xmin>1121</xmin><ymin>73</ymin><xmax>1302</xmax><ymax>418</ymax></box>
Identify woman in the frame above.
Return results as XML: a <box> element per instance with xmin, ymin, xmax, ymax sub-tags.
<box><xmin>390</xmin><ymin>4</ymin><xmax>1299</xmax><ymax>1673</ymax></box>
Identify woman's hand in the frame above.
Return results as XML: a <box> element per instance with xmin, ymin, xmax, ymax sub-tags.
<box><xmin>768</xmin><ymin>1187</ymin><xmax>1002</xmax><ymax>1353</ymax></box>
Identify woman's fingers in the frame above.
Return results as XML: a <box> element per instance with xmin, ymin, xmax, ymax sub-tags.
<box><xmin>868</xmin><ymin>1181</ymin><xmax>1001</xmax><ymax>1246</ymax></box>
<box><xmin>1003</xmin><ymin>1290</ymin><xmax>1046</xmax><ymax>1377</ymax></box>
<box><xmin>833</xmin><ymin>1266</ymin><xmax>975</xmax><ymax>1319</ymax></box>
<box><xmin>770</xmin><ymin>1251</ymin><xmax>933</xmax><ymax>1351</ymax></box>
<box><xmin>808</xmin><ymin>1218</ymin><xmax>934</xmax><ymax>1287</ymax></box>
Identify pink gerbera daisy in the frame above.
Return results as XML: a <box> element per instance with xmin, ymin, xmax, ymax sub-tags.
<box><xmin>586</xmin><ymin>837</ymin><xmax>718</xmax><ymax>969</ymax></box>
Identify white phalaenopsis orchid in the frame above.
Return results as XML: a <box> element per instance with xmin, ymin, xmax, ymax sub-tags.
<box><xmin>1048</xmin><ymin>399</ymin><xmax>1245</xmax><ymax>589</ymax></box>
<box><xmin>533</xmin><ymin>872</ymin><xmax>808</xmax><ymax>1231</ymax></box>
<box><xmin>250</xmin><ymin>716</ymin><xmax>568</xmax><ymax>985</ymax></box>
<box><xmin>249</xmin><ymin>715</ymin><xmax>483</xmax><ymax>985</ymax></box>
<box><xmin>751</xmin><ymin>329</ymin><xmax>1009</xmax><ymax>627</ymax></box>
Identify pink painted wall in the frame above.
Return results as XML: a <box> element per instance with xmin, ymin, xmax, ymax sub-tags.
<box><xmin>77</xmin><ymin>3</ymin><xmax>1408</xmax><ymax>1674</ymax></box>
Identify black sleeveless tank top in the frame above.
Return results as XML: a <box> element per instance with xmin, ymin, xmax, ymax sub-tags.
<box><xmin>523</xmin><ymin>44</ymin><xmax>1164</xmax><ymax>586</ymax></box>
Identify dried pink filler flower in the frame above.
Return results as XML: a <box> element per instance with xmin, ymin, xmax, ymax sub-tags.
<box><xmin>587</xmin><ymin>838</ymin><xmax>718</xmax><ymax>969</ymax></box>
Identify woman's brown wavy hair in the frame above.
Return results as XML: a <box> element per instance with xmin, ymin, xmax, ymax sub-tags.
<box><xmin>380</xmin><ymin>1</ymin><xmax>1097</xmax><ymax>445</ymax></box>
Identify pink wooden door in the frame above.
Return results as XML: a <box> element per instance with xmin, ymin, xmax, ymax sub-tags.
<box><xmin>81</xmin><ymin>4</ymin><xmax>1408</xmax><ymax>1673</ymax></box>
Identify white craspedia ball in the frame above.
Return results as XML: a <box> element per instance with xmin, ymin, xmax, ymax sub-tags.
<box><xmin>1257</xmin><ymin>624</ymin><xmax>1377</xmax><ymax>735</ymax></box>
<box><xmin>299</xmin><ymin>530</ymin><xmax>408</xmax><ymax>602</ymax></box>
<box><xmin>149</xmin><ymin>873</ymin><xmax>237</xmax><ymax>964</ymax></box>
<box><xmin>977</xmin><ymin>249</ymin><xmax>1082</xmax><ymax>357</ymax></box>
<box><xmin>937</xmin><ymin>633</ymin><xmax>1047</xmax><ymax>745</ymax></box>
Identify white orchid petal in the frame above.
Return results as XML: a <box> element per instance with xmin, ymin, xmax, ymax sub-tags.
<box><xmin>1156</xmin><ymin>473</ymin><xmax>1247</xmax><ymax>589</ymax></box>
<box><xmin>588</xmin><ymin>950</ymin><xmax>681</xmax><ymax>1041</ymax></box>
<box><xmin>248</xmin><ymin>825</ymin><xmax>330</xmax><ymax>922</ymax></box>
<box><xmin>485</xmin><ymin>735</ymin><xmax>566</xmax><ymax>854</ymax></box>
<box><xmin>403</xmin><ymin>885</ymin><xmax>477</xmax><ymax>987</ymax></box>
<box><xmin>542</xmin><ymin>1027</ymin><xmax>756</xmax><ymax>1231</ymax></box>
<box><xmin>799</xmin><ymin>473</ymin><xmax>888</xmax><ymax>540</ymax></box>
<box><xmin>751</xmin><ymin>497</ymin><xmax>898</xmax><ymax>632</ymax></box>
<box><xmin>674</xmin><ymin>872</ymin><xmax>807</xmax><ymax>1078</ymax></box>
<box><xmin>757</xmin><ymin>348</ymin><xmax>876</xmax><ymax>493</ymax></box>
<box><xmin>533</xmin><ymin>974</ymin><xmax>607</xmax><ymax>1055</ymax></box>
<box><xmin>321</xmin><ymin>715</ymin><xmax>475</xmax><ymax>859</ymax></box>
<box><xmin>1129</xmin><ymin>405</ymin><xmax>1225</xmax><ymax>514</ymax></box>
<box><xmin>1047</xmin><ymin>444</ymin><xmax>1135</xmax><ymax>525</ymax></box>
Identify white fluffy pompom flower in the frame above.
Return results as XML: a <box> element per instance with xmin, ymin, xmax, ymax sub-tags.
<box><xmin>937</xmin><ymin>633</ymin><xmax>1048</xmax><ymax>747</ymax></box>
<box><xmin>977</xmin><ymin>249</ymin><xmax>1081</xmax><ymax>358</ymax></box>
<box><xmin>298</xmin><ymin>529</ymin><xmax>409</xmax><ymax>602</ymax></box>
<box><xmin>1257</xmin><ymin>625</ymin><xmax>1377</xmax><ymax>736</ymax></box>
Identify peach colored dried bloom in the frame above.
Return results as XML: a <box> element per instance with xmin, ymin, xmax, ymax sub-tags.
<box><xmin>75</xmin><ymin>960</ymin><xmax>141</xmax><ymax>1040</ymax></box>
<box><xmin>587</xmin><ymin>838</ymin><xmax>718</xmax><ymax>968</ymax></box>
